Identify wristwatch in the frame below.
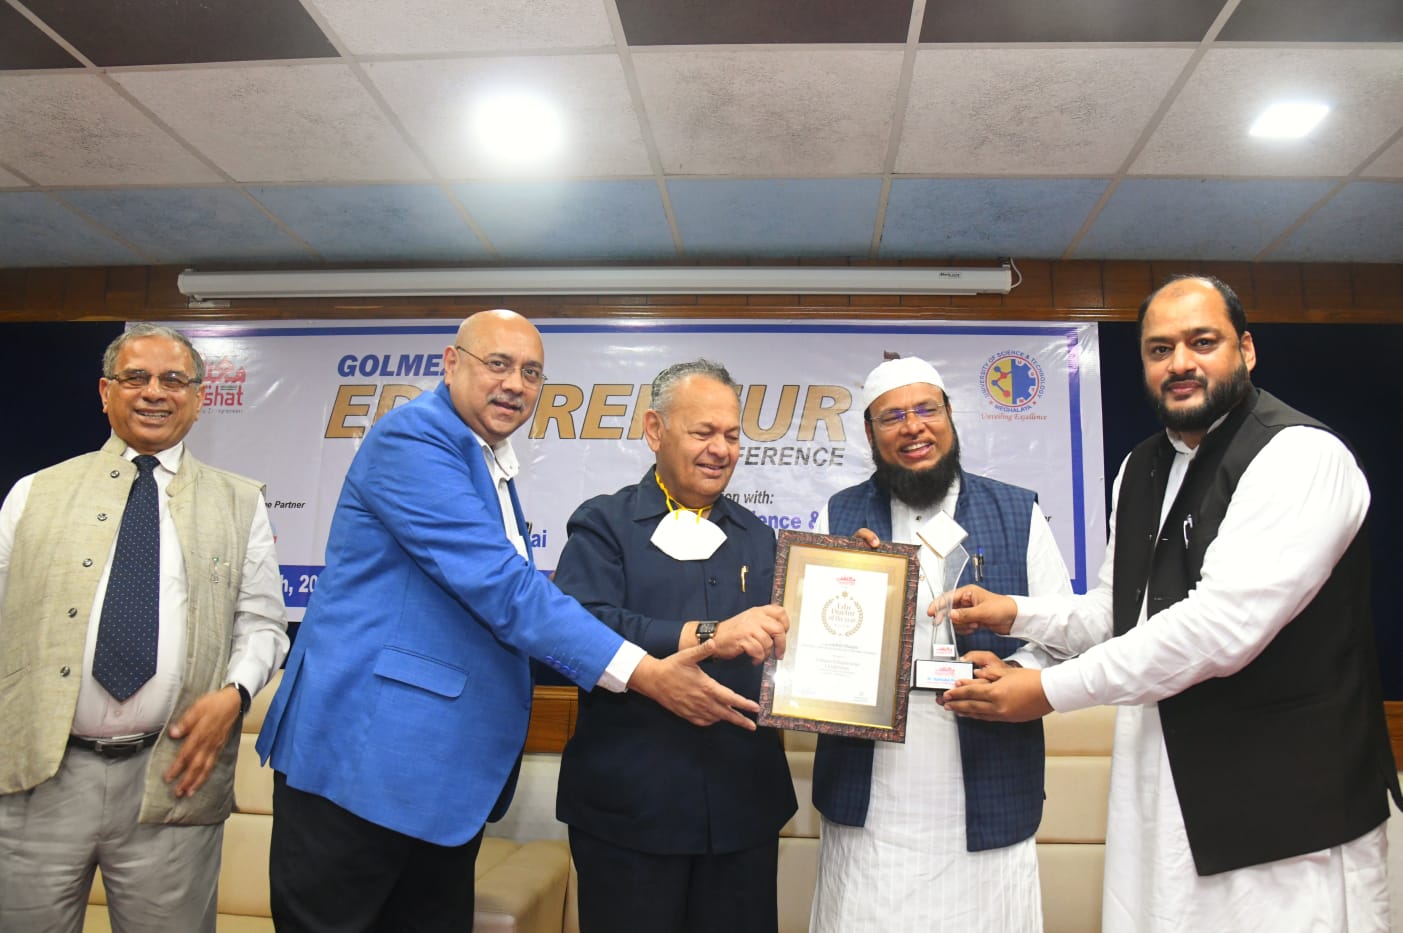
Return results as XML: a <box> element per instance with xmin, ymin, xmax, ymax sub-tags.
<box><xmin>226</xmin><ymin>682</ymin><xmax>251</xmax><ymax>716</ymax></box>
<box><xmin>695</xmin><ymin>621</ymin><xmax>719</xmax><ymax>644</ymax></box>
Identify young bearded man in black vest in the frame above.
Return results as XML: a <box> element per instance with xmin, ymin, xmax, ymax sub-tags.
<box><xmin>943</xmin><ymin>275</ymin><xmax>1400</xmax><ymax>931</ymax></box>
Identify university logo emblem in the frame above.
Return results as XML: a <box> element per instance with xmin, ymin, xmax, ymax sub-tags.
<box><xmin>980</xmin><ymin>350</ymin><xmax>1044</xmax><ymax>413</ymax></box>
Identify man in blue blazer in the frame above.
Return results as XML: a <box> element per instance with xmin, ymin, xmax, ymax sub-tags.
<box><xmin>256</xmin><ymin>310</ymin><xmax>758</xmax><ymax>932</ymax></box>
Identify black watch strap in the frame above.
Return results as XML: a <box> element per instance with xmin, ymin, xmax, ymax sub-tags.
<box><xmin>227</xmin><ymin>682</ymin><xmax>251</xmax><ymax>715</ymax></box>
<box><xmin>695</xmin><ymin>621</ymin><xmax>719</xmax><ymax>644</ymax></box>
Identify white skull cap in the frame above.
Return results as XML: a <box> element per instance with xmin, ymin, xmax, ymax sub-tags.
<box><xmin>860</xmin><ymin>357</ymin><xmax>946</xmax><ymax>413</ymax></box>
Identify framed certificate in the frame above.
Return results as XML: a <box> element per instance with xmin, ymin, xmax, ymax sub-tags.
<box><xmin>757</xmin><ymin>529</ymin><xmax>919</xmax><ymax>742</ymax></box>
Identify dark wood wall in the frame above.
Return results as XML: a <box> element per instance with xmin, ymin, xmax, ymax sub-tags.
<box><xmin>2</xmin><ymin>260</ymin><xmax>1401</xmax><ymax>323</ymax></box>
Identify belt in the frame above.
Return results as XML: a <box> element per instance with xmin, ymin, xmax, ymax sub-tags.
<box><xmin>67</xmin><ymin>731</ymin><xmax>161</xmax><ymax>759</ymax></box>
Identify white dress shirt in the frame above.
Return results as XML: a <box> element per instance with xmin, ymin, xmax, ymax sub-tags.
<box><xmin>474</xmin><ymin>432</ymin><xmax>643</xmax><ymax>692</ymax></box>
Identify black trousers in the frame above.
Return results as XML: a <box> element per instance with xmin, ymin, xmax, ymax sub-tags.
<box><xmin>270</xmin><ymin>772</ymin><xmax>484</xmax><ymax>933</ymax></box>
<box><xmin>568</xmin><ymin>825</ymin><xmax>779</xmax><ymax>933</ymax></box>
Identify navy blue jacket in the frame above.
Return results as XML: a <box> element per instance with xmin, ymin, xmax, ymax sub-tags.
<box><xmin>553</xmin><ymin>468</ymin><xmax>797</xmax><ymax>855</ymax></box>
<box><xmin>812</xmin><ymin>471</ymin><xmax>1047</xmax><ymax>852</ymax></box>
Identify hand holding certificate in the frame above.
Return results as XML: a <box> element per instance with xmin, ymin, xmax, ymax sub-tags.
<box><xmin>757</xmin><ymin>530</ymin><xmax>919</xmax><ymax>742</ymax></box>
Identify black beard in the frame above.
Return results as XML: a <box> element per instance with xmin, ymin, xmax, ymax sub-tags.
<box><xmin>1148</xmin><ymin>361</ymin><xmax>1252</xmax><ymax>434</ymax></box>
<box><xmin>872</xmin><ymin>426</ymin><xmax>962</xmax><ymax>512</ymax></box>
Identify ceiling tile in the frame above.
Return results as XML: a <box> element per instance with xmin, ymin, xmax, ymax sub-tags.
<box><xmin>0</xmin><ymin>74</ymin><xmax>220</xmax><ymax>185</ymax></box>
<box><xmin>368</xmin><ymin>56</ymin><xmax>651</xmax><ymax>178</ymax></box>
<box><xmin>1132</xmin><ymin>48</ymin><xmax>1403</xmax><ymax>177</ymax></box>
<box><xmin>1074</xmin><ymin>178</ymin><xmax>1333</xmax><ymax>260</ymax></box>
<box><xmin>249</xmin><ymin>185</ymin><xmax>490</xmax><ymax>261</ymax></box>
<box><xmin>617</xmin><ymin>0</ymin><xmax>913</xmax><ymax>45</ymax></box>
<box><xmin>921</xmin><ymin>0</ymin><xmax>1226</xmax><ymax>42</ymax></box>
<box><xmin>0</xmin><ymin>4</ymin><xmax>81</xmax><ymax>69</ymax></box>
<box><xmin>308</xmin><ymin>0</ymin><xmax>614</xmax><ymax>54</ymax></box>
<box><xmin>1268</xmin><ymin>182</ymin><xmax>1403</xmax><ymax>262</ymax></box>
<box><xmin>668</xmin><ymin>178</ymin><xmax>882</xmax><ymax>258</ymax></box>
<box><xmin>0</xmin><ymin>191</ymin><xmax>143</xmax><ymax>266</ymax></box>
<box><xmin>58</xmin><ymin>187</ymin><xmax>314</xmax><ymax>264</ymax></box>
<box><xmin>1220</xmin><ymin>0</ymin><xmax>1403</xmax><ymax>41</ymax></box>
<box><xmin>115</xmin><ymin>65</ymin><xmax>428</xmax><ymax>183</ymax></box>
<box><xmin>635</xmin><ymin>48</ymin><xmax>904</xmax><ymax>175</ymax></box>
<box><xmin>1362</xmin><ymin>136</ymin><xmax>1403</xmax><ymax>179</ymax></box>
<box><xmin>21</xmin><ymin>0</ymin><xmax>336</xmax><ymax>67</ymax></box>
<box><xmin>897</xmin><ymin>48</ymin><xmax>1191</xmax><ymax>175</ymax></box>
<box><xmin>880</xmin><ymin>178</ymin><xmax>1107</xmax><ymax>258</ymax></box>
<box><xmin>453</xmin><ymin>179</ymin><xmax>675</xmax><ymax>260</ymax></box>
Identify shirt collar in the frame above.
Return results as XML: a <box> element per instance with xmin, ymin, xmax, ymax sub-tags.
<box><xmin>1165</xmin><ymin>410</ymin><xmax>1231</xmax><ymax>456</ymax></box>
<box><xmin>474</xmin><ymin>431</ymin><xmax>519</xmax><ymax>483</ymax></box>
<box><xmin>119</xmin><ymin>442</ymin><xmax>184</xmax><ymax>475</ymax></box>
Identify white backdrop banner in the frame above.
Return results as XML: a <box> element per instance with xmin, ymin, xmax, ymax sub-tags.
<box><xmin>171</xmin><ymin>319</ymin><xmax>1106</xmax><ymax>619</ymax></box>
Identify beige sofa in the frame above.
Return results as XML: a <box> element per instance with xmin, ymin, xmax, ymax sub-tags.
<box><xmin>85</xmin><ymin>680</ymin><xmax>1403</xmax><ymax>932</ymax></box>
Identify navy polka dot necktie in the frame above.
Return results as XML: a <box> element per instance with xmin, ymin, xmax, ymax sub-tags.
<box><xmin>92</xmin><ymin>454</ymin><xmax>161</xmax><ymax>702</ymax></box>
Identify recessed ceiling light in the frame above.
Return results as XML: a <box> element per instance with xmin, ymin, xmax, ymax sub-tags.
<box><xmin>471</xmin><ymin>91</ymin><xmax>565</xmax><ymax>165</ymax></box>
<box><xmin>1249</xmin><ymin>102</ymin><xmax>1330</xmax><ymax>139</ymax></box>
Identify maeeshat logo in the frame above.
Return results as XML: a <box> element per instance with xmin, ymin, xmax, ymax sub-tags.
<box><xmin>980</xmin><ymin>351</ymin><xmax>1044</xmax><ymax>413</ymax></box>
<box><xmin>202</xmin><ymin>356</ymin><xmax>247</xmax><ymax>410</ymax></box>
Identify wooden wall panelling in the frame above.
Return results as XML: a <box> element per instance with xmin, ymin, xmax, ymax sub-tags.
<box><xmin>2</xmin><ymin>260</ymin><xmax>1402</xmax><ymax>323</ymax></box>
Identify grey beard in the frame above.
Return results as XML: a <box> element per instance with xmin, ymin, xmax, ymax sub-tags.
<box><xmin>872</xmin><ymin>429</ymin><xmax>962</xmax><ymax>512</ymax></box>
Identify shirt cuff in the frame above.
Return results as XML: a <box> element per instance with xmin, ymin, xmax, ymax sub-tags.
<box><xmin>1039</xmin><ymin>661</ymin><xmax>1095</xmax><ymax>713</ymax></box>
<box><xmin>1003</xmin><ymin>647</ymin><xmax>1041</xmax><ymax>670</ymax></box>
<box><xmin>596</xmin><ymin>640</ymin><xmax>647</xmax><ymax>693</ymax></box>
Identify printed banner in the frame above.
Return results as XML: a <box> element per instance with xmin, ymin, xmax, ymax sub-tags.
<box><xmin>170</xmin><ymin>319</ymin><xmax>1106</xmax><ymax>619</ymax></box>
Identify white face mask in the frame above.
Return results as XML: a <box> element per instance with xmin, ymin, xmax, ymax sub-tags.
<box><xmin>650</xmin><ymin>510</ymin><xmax>727</xmax><ymax>561</ymax></box>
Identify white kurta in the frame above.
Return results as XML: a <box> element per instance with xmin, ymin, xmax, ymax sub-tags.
<box><xmin>810</xmin><ymin>478</ymin><xmax>1072</xmax><ymax>932</ymax></box>
<box><xmin>1014</xmin><ymin>424</ymin><xmax>1391</xmax><ymax>932</ymax></box>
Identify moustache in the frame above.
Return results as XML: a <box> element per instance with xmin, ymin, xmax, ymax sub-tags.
<box><xmin>1161</xmin><ymin>374</ymin><xmax>1207</xmax><ymax>393</ymax></box>
<box><xmin>488</xmin><ymin>392</ymin><xmax>524</xmax><ymax>411</ymax></box>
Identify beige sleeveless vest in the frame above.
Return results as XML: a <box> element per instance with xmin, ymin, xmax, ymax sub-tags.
<box><xmin>0</xmin><ymin>434</ymin><xmax>265</xmax><ymax>824</ymax></box>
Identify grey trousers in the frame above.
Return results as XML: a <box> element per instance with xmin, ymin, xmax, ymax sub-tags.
<box><xmin>0</xmin><ymin>745</ymin><xmax>222</xmax><ymax>933</ymax></box>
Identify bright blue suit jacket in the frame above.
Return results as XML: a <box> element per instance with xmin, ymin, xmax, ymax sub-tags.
<box><xmin>256</xmin><ymin>381</ymin><xmax>624</xmax><ymax>846</ymax></box>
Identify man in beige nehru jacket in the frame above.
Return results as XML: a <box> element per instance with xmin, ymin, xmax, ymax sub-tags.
<box><xmin>0</xmin><ymin>323</ymin><xmax>288</xmax><ymax>932</ymax></box>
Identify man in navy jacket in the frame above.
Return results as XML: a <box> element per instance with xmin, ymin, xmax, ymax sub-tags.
<box><xmin>553</xmin><ymin>360</ymin><xmax>795</xmax><ymax>933</ymax></box>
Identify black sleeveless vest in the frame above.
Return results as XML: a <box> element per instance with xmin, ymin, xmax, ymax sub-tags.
<box><xmin>1112</xmin><ymin>388</ymin><xmax>1400</xmax><ymax>875</ymax></box>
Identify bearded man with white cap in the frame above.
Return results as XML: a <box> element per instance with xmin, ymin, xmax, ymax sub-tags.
<box><xmin>807</xmin><ymin>355</ymin><xmax>1072</xmax><ymax>932</ymax></box>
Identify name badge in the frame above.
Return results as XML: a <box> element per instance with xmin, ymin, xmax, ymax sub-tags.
<box><xmin>930</xmin><ymin>643</ymin><xmax>957</xmax><ymax>659</ymax></box>
<box><xmin>913</xmin><ymin>659</ymin><xmax>974</xmax><ymax>692</ymax></box>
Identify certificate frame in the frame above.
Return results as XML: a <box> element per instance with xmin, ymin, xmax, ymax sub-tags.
<box><xmin>757</xmin><ymin>529</ymin><xmax>919</xmax><ymax>742</ymax></box>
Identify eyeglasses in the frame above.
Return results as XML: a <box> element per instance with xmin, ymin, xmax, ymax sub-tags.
<box><xmin>867</xmin><ymin>403</ymin><xmax>947</xmax><ymax>431</ymax></box>
<box><xmin>454</xmin><ymin>346</ymin><xmax>545</xmax><ymax>386</ymax></box>
<box><xmin>107</xmin><ymin>369</ymin><xmax>202</xmax><ymax>392</ymax></box>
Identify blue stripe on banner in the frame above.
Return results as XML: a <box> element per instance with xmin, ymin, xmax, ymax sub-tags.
<box><xmin>280</xmin><ymin>564</ymin><xmax>326</xmax><ymax>608</ymax></box>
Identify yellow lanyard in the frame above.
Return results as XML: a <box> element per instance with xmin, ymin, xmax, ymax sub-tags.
<box><xmin>654</xmin><ymin>472</ymin><xmax>711</xmax><ymax>522</ymax></box>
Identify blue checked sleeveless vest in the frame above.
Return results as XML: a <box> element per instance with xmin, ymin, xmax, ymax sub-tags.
<box><xmin>812</xmin><ymin>471</ymin><xmax>1046</xmax><ymax>851</ymax></box>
